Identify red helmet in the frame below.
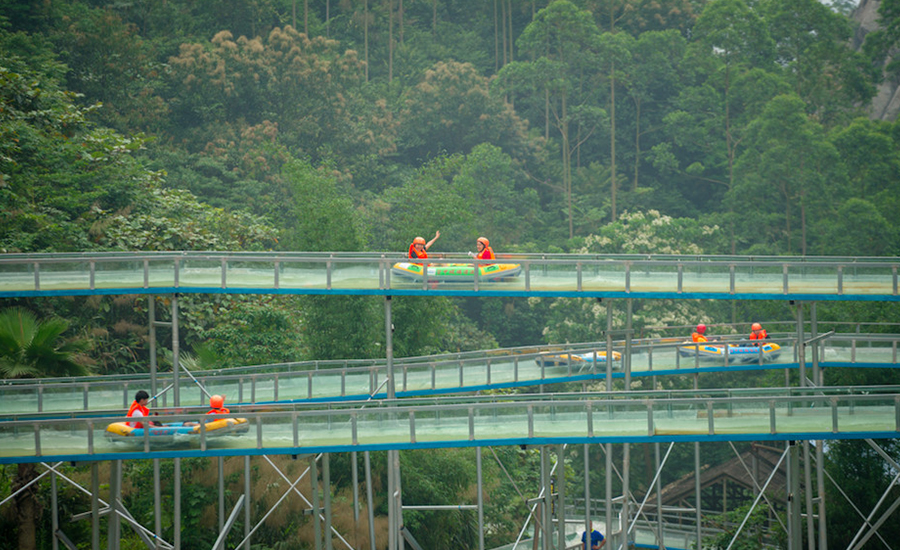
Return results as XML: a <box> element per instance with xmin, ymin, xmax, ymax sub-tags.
<box><xmin>413</xmin><ymin>237</ymin><xmax>426</xmax><ymax>245</ymax></box>
<box><xmin>477</xmin><ymin>237</ymin><xmax>489</xmax><ymax>247</ymax></box>
<box><xmin>696</xmin><ymin>324</ymin><xmax>706</xmax><ymax>334</ymax></box>
<box><xmin>751</xmin><ymin>323</ymin><xmax>762</xmax><ymax>331</ymax></box>
<box><xmin>210</xmin><ymin>394</ymin><xmax>225</xmax><ymax>409</ymax></box>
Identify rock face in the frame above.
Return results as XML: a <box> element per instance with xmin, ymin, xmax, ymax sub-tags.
<box><xmin>853</xmin><ymin>0</ymin><xmax>900</xmax><ymax>120</ymax></box>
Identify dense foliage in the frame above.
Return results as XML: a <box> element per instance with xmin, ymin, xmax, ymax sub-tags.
<box><xmin>2</xmin><ymin>0</ymin><xmax>900</xmax><ymax>549</ymax></box>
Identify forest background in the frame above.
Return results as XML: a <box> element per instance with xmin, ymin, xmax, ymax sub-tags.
<box><xmin>2</xmin><ymin>0</ymin><xmax>900</xmax><ymax>549</ymax></box>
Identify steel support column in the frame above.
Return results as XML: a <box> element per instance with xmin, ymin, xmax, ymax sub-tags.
<box><xmin>172</xmin><ymin>295</ymin><xmax>179</xmax><ymax>406</ymax></box>
<box><xmin>541</xmin><ymin>446</ymin><xmax>551</xmax><ymax>550</ymax></box>
<box><xmin>477</xmin><ymin>447</ymin><xmax>485</xmax><ymax>550</ymax></box>
<box><xmin>788</xmin><ymin>442</ymin><xmax>801</xmax><ymax>550</ymax></box>
<box><xmin>556</xmin><ymin>445</ymin><xmax>565</xmax><ymax>550</ymax></box>
<box><xmin>324</xmin><ymin>453</ymin><xmax>333</xmax><ymax>550</ymax></box>
<box><xmin>365</xmin><ymin>451</ymin><xmax>376</xmax><ymax>550</ymax></box>
<box><xmin>655</xmin><ymin>443</ymin><xmax>664</xmax><ymax>548</ymax></box>
<box><xmin>244</xmin><ymin>455</ymin><xmax>251</xmax><ymax>550</ymax></box>
<box><xmin>92</xmin><ymin>462</ymin><xmax>100</xmax><ymax>550</ymax></box>
<box><xmin>605</xmin><ymin>301</ymin><xmax>613</xmax><ymax>392</ymax></box>
<box><xmin>107</xmin><ymin>460</ymin><xmax>122</xmax><ymax>550</ymax></box>
<box><xmin>154</xmin><ymin>459</ymin><xmax>161</xmax><ymax>550</ymax></box>
<box><xmin>218</xmin><ymin>457</ymin><xmax>225</xmax><ymax>532</ymax></box>
<box><xmin>605</xmin><ymin>444</ymin><xmax>612</xmax><ymax>550</ymax></box>
<box><xmin>811</xmin><ymin>303</ymin><xmax>827</xmax><ymax>550</ymax></box>
<box><xmin>148</xmin><ymin>297</ymin><xmax>157</xmax><ymax>396</ymax></box>
<box><xmin>51</xmin><ymin>467</ymin><xmax>59</xmax><ymax>550</ymax></box>
<box><xmin>174</xmin><ymin>458</ymin><xmax>181</xmax><ymax>550</ymax></box>
<box><xmin>695</xmin><ymin>442</ymin><xmax>702</xmax><ymax>549</ymax></box>
<box><xmin>583</xmin><ymin>443</ymin><xmax>590</xmax><ymax>543</ymax></box>
<box><xmin>622</xmin><ymin>299</ymin><xmax>633</xmax><ymax>550</ymax></box>
<box><xmin>311</xmin><ymin>456</ymin><xmax>322</xmax><ymax>550</ymax></box>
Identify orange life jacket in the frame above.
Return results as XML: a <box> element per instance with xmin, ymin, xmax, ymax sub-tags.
<box><xmin>750</xmin><ymin>329</ymin><xmax>768</xmax><ymax>340</ymax></box>
<box><xmin>692</xmin><ymin>332</ymin><xmax>708</xmax><ymax>343</ymax></box>
<box><xmin>408</xmin><ymin>244</ymin><xmax>428</xmax><ymax>259</ymax></box>
<box><xmin>477</xmin><ymin>247</ymin><xmax>495</xmax><ymax>261</ymax></box>
<box><xmin>207</xmin><ymin>407</ymin><xmax>230</xmax><ymax>415</ymax></box>
<box><xmin>127</xmin><ymin>400</ymin><xmax>149</xmax><ymax>429</ymax></box>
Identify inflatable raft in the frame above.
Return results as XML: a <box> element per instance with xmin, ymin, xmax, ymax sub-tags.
<box><xmin>392</xmin><ymin>262</ymin><xmax>522</xmax><ymax>282</ymax></box>
<box><xmin>678</xmin><ymin>342</ymin><xmax>782</xmax><ymax>363</ymax></box>
<box><xmin>106</xmin><ymin>417</ymin><xmax>249</xmax><ymax>444</ymax></box>
<box><xmin>536</xmin><ymin>350</ymin><xmax>622</xmax><ymax>368</ymax></box>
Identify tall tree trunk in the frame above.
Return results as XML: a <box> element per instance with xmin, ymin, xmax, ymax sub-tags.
<box><xmin>292</xmin><ymin>0</ymin><xmax>296</xmax><ymax>29</ymax></box>
<box><xmin>494</xmin><ymin>0</ymin><xmax>500</xmax><ymax>72</ymax></box>
<box><xmin>563</xmin><ymin>94</ymin><xmax>573</xmax><ymax>238</ymax></box>
<box><xmin>633</xmin><ymin>98</ymin><xmax>640</xmax><ymax>190</ymax></box>
<box><xmin>14</xmin><ymin>463</ymin><xmax>38</xmax><ymax>550</ymax></box>
<box><xmin>545</xmin><ymin>88</ymin><xmax>550</xmax><ymax>140</ymax></box>
<box><xmin>388</xmin><ymin>0</ymin><xmax>394</xmax><ymax>83</ymax></box>
<box><xmin>398</xmin><ymin>0</ymin><xmax>403</xmax><ymax>44</ymax></box>
<box><xmin>506</xmin><ymin>0</ymin><xmax>515</xmax><ymax>63</ymax></box>
<box><xmin>781</xmin><ymin>180</ymin><xmax>792</xmax><ymax>253</ymax></box>
<box><xmin>365</xmin><ymin>0</ymin><xmax>369</xmax><ymax>82</ymax></box>
<box><xmin>501</xmin><ymin>0</ymin><xmax>507</xmax><ymax>66</ymax></box>
<box><xmin>432</xmin><ymin>0</ymin><xmax>437</xmax><ymax>36</ymax></box>
<box><xmin>724</xmin><ymin>61</ymin><xmax>737</xmax><ymax>254</ymax></box>
<box><xmin>799</xmin><ymin>157</ymin><xmax>807</xmax><ymax>255</ymax></box>
<box><xmin>326</xmin><ymin>0</ymin><xmax>330</xmax><ymax>37</ymax></box>
<box><xmin>610</xmin><ymin>60</ymin><xmax>617</xmax><ymax>222</ymax></box>
<box><xmin>304</xmin><ymin>0</ymin><xmax>308</xmax><ymax>34</ymax></box>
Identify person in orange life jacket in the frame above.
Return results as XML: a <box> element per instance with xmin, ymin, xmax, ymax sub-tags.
<box><xmin>126</xmin><ymin>390</ymin><xmax>150</xmax><ymax>428</ymax></box>
<box><xmin>177</xmin><ymin>394</ymin><xmax>230</xmax><ymax>427</ymax></box>
<box><xmin>208</xmin><ymin>394</ymin><xmax>230</xmax><ymax>415</ymax></box>
<box><xmin>749</xmin><ymin>322</ymin><xmax>769</xmax><ymax>344</ymax></box>
<box><xmin>692</xmin><ymin>323</ymin><xmax>709</xmax><ymax>343</ymax></box>
<box><xmin>127</xmin><ymin>390</ymin><xmax>161</xmax><ymax>428</ymax></box>
<box><xmin>468</xmin><ymin>237</ymin><xmax>495</xmax><ymax>261</ymax></box>
<box><xmin>408</xmin><ymin>231</ymin><xmax>441</xmax><ymax>259</ymax></box>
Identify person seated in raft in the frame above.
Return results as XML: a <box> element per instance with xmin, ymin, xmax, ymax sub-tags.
<box><xmin>207</xmin><ymin>394</ymin><xmax>230</xmax><ymax>415</ymax></box>
<box><xmin>749</xmin><ymin>322</ymin><xmax>769</xmax><ymax>345</ymax></box>
<box><xmin>408</xmin><ymin>231</ymin><xmax>441</xmax><ymax>260</ymax></box>
<box><xmin>467</xmin><ymin>237</ymin><xmax>496</xmax><ymax>261</ymax></box>
<box><xmin>127</xmin><ymin>390</ymin><xmax>161</xmax><ymax>428</ymax></box>
<box><xmin>691</xmin><ymin>323</ymin><xmax>709</xmax><ymax>343</ymax></box>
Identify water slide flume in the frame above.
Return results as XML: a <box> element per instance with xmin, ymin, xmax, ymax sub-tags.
<box><xmin>535</xmin><ymin>350</ymin><xmax>622</xmax><ymax>368</ymax></box>
<box><xmin>678</xmin><ymin>342</ymin><xmax>782</xmax><ymax>362</ymax></box>
<box><xmin>105</xmin><ymin>417</ymin><xmax>249</xmax><ymax>445</ymax></box>
<box><xmin>391</xmin><ymin>262</ymin><xmax>522</xmax><ymax>282</ymax></box>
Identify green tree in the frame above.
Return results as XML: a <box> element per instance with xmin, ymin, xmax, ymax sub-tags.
<box><xmin>167</xmin><ymin>26</ymin><xmax>387</xmax><ymax>162</ymax></box>
<box><xmin>732</xmin><ymin>94</ymin><xmax>842</xmax><ymax>255</ymax></box>
<box><xmin>596</xmin><ymin>30</ymin><xmax>634</xmax><ymax>222</ymax></box>
<box><xmin>825</xmin><ymin>438</ymin><xmax>900</xmax><ymax>550</ymax></box>
<box><xmin>625</xmin><ymin>30</ymin><xmax>686</xmax><ymax>193</ymax></box>
<box><xmin>760</xmin><ymin>0</ymin><xmax>875</xmax><ymax>126</ymax></box>
<box><xmin>280</xmin><ymin>159</ymin><xmax>362</xmax><ymax>251</ymax></box>
<box><xmin>674</xmin><ymin>0</ymin><xmax>776</xmax><ymax>252</ymax></box>
<box><xmin>52</xmin><ymin>2</ymin><xmax>169</xmax><ymax>133</ymax></box>
<box><xmin>817</xmin><ymin>198</ymin><xmax>897</xmax><ymax>256</ymax></box>
<box><xmin>829</xmin><ymin>118</ymin><xmax>900</xmax><ymax>202</ymax></box>
<box><xmin>0</xmin><ymin>50</ymin><xmax>151</xmax><ymax>252</ymax></box>
<box><xmin>446</xmin><ymin>143</ymin><xmax>541</xmax><ymax>247</ymax></box>
<box><xmin>396</xmin><ymin>60</ymin><xmax>533</xmax><ymax>163</ymax></box>
<box><xmin>0</xmin><ymin>307</ymin><xmax>92</xmax><ymax>550</ymax></box>
<box><xmin>703</xmin><ymin>503</ymin><xmax>786</xmax><ymax>550</ymax></box>
<box><xmin>201</xmin><ymin>298</ymin><xmax>305</xmax><ymax>366</ymax></box>
<box><xmin>499</xmin><ymin>0</ymin><xmax>605</xmax><ymax>238</ymax></box>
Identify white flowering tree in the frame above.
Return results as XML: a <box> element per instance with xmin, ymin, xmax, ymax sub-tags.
<box><xmin>544</xmin><ymin>210</ymin><xmax>731</xmax><ymax>344</ymax></box>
